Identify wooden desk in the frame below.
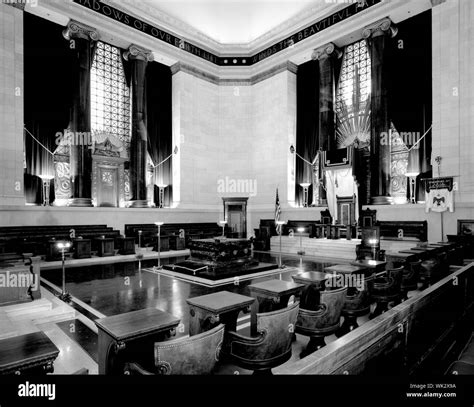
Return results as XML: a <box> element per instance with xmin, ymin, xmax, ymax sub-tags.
<box><xmin>324</xmin><ymin>264</ymin><xmax>368</xmax><ymax>275</ymax></box>
<box><xmin>351</xmin><ymin>260</ymin><xmax>387</xmax><ymax>273</ymax></box>
<box><xmin>95</xmin><ymin>308</ymin><xmax>180</xmax><ymax>375</ymax></box>
<box><xmin>95</xmin><ymin>237</ymin><xmax>115</xmax><ymax>257</ymax></box>
<box><xmin>115</xmin><ymin>237</ymin><xmax>135</xmax><ymax>255</ymax></box>
<box><xmin>248</xmin><ymin>280</ymin><xmax>304</xmax><ymax>335</ymax></box>
<box><xmin>186</xmin><ymin>291</ymin><xmax>254</xmax><ymax>336</ymax></box>
<box><xmin>399</xmin><ymin>249</ymin><xmax>430</xmax><ymax>261</ymax></box>
<box><xmin>0</xmin><ymin>332</ymin><xmax>59</xmax><ymax>375</ymax></box>
<box><xmin>292</xmin><ymin>271</ymin><xmax>330</xmax><ymax>289</ymax></box>
<box><xmin>73</xmin><ymin>238</ymin><xmax>91</xmax><ymax>259</ymax></box>
<box><xmin>411</xmin><ymin>246</ymin><xmax>439</xmax><ymax>255</ymax></box>
<box><xmin>385</xmin><ymin>251</ymin><xmax>418</xmax><ymax>264</ymax></box>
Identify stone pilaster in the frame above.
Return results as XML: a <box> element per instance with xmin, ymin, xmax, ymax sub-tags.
<box><xmin>363</xmin><ymin>18</ymin><xmax>397</xmax><ymax>205</ymax></box>
<box><xmin>123</xmin><ymin>44</ymin><xmax>154</xmax><ymax>208</ymax></box>
<box><xmin>63</xmin><ymin>20</ymin><xmax>99</xmax><ymax>207</ymax></box>
<box><xmin>312</xmin><ymin>43</ymin><xmax>342</xmax><ymax>205</ymax></box>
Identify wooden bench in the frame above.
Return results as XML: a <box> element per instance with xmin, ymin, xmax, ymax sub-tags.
<box><xmin>124</xmin><ymin>223</ymin><xmax>226</xmax><ymax>249</ymax></box>
<box><xmin>376</xmin><ymin>220</ymin><xmax>428</xmax><ymax>242</ymax></box>
<box><xmin>0</xmin><ymin>225</ymin><xmax>121</xmax><ymax>259</ymax></box>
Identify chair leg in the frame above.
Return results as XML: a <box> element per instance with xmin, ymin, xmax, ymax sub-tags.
<box><xmin>336</xmin><ymin>315</ymin><xmax>359</xmax><ymax>338</ymax></box>
<box><xmin>369</xmin><ymin>301</ymin><xmax>388</xmax><ymax>319</ymax></box>
<box><xmin>300</xmin><ymin>336</ymin><xmax>326</xmax><ymax>358</ymax></box>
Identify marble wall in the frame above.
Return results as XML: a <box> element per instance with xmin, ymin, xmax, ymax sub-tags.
<box><xmin>2</xmin><ymin>1</ymin><xmax>474</xmax><ymax>244</ymax></box>
<box><xmin>0</xmin><ymin>4</ymin><xmax>24</xmax><ymax>206</ymax></box>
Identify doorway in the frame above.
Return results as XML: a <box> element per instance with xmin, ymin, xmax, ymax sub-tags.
<box><xmin>222</xmin><ymin>198</ymin><xmax>248</xmax><ymax>238</ymax></box>
<box><xmin>98</xmin><ymin>166</ymin><xmax>118</xmax><ymax>207</ymax></box>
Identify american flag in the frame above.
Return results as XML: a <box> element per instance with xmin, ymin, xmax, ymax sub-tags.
<box><xmin>275</xmin><ymin>188</ymin><xmax>282</xmax><ymax>234</ymax></box>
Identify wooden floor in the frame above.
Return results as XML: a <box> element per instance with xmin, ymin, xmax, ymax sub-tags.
<box><xmin>4</xmin><ymin>252</ymin><xmax>461</xmax><ymax>375</ymax></box>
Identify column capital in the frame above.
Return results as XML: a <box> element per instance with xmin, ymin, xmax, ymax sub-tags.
<box><xmin>63</xmin><ymin>20</ymin><xmax>100</xmax><ymax>42</ymax></box>
<box><xmin>123</xmin><ymin>44</ymin><xmax>154</xmax><ymax>62</ymax></box>
<box><xmin>362</xmin><ymin>18</ymin><xmax>398</xmax><ymax>40</ymax></box>
<box><xmin>311</xmin><ymin>43</ymin><xmax>342</xmax><ymax>61</ymax></box>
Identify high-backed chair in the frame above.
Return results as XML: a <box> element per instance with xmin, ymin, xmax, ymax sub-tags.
<box><xmin>296</xmin><ymin>285</ymin><xmax>347</xmax><ymax>358</ymax></box>
<box><xmin>336</xmin><ymin>271</ymin><xmax>375</xmax><ymax>337</ymax></box>
<box><xmin>369</xmin><ymin>262</ymin><xmax>404</xmax><ymax>319</ymax></box>
<box><xmin>123</xmin><ymin>324</ymin><xmax>225</xmax><ymax>375</ymax></box>
<box><xmin>225</xmin><ymin>302</ymin><xmax>299</xmax><ymax>375</ymax></box>
<box><xmin>400</xmin><ymin>259</ymin><xmax>422</xmax><ymax>301</ymax></box>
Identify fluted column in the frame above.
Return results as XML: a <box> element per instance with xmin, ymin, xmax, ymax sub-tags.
<box><xmin>63</xmin><ymin>20</ymin><xmax>99</xmax><ymax>207</ymax></box>
<box><xmin>123</xmin><ymin>45</ymin><xmax>154</xmax><ymax>208</ymax></box>
<box><xmin>363</xmin><ymin>18</ymin><xmax>398</xmax><ymax>205</ymax></box>
<box><xmin>312</xmin><ymin>43</ymin><xmax>342</xmax><ymax>205</ymax></box>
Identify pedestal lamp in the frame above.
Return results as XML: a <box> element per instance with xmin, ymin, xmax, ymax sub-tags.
<box><xmin>39</xmin><ymin>175</ymin><xmax>54</xmax><ymax>206</ymax></box>
<box><xmin>406</xmin><ymin>149</ymin><xmax>420</xmax><ymax>204</ymax></box>
<box><xmin>56</xmin><ymin>241</ymin><xmax>72</xmax><ymax>302</ymax></box>
<box><xmin>300</xmin><ymin>183</ymin><xmax>311</xmax><ymax>207</ymax></box>
<box><xmin>157</xmin><ymin>184</ymin><xmax>168</xmax><ymax>208</ymax></box>
<box><xmin>276</xmin><ymin>220</ymin><xmax>286</xmax><ymax>268</ymax></box>
<box><xmin>297</xmin><ymin>227</ymin><xmax>305</xmax><ymax>269</ymax></box>
<box><xmin>155</xmin><ymin>222</ymin><xmax>164</xmax><ymax>270</ymax></box>
<box><xmin>219</xmin><ymin>220</ymin><xmax>227</xmax><ymax>238</ymax></box>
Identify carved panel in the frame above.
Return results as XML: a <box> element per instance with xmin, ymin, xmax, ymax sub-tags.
<box><xmin>54</xmin><ymin>162</ymin><xmax>71</xmax><ymax>202</ymax></box>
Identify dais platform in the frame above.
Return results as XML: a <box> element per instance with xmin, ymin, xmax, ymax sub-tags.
<box><xmin>270</xmin><ymin>236</ymin><xmax>418</xmax><ymax>260</ymax></box>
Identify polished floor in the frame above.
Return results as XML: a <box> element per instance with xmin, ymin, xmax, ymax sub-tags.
<box><xmin>37</xmin><ymin>252</ymin><xmax>421</xmax><ymax>374</ymax></box>
<box><xmin>41</xmin><ymin>253</ymin><xmax>337</xmax><ymax>331</ymax></box>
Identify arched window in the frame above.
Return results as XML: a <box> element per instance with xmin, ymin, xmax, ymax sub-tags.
<box><xmin>90</xmin><ymin>41</ymin><xmax>131</xmax><ymax>145</ymax></box>
<box><xmin>335</xmin><ymin>39</ymin><xmax>371</xmax><ymax>149</ymax></box>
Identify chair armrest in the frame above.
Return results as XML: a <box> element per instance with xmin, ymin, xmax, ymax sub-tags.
<box><xmin>123</xmin><ymin>362</ymin><xmax>155</xmax><ymax>375</ymax></box>
<box><xmin>226</xmin><ymin>330</ymin><xmax>265</xmax><ymax>345</ymax></box>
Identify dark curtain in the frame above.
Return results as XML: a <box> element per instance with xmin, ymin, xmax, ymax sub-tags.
<box><xmin>24</xmin><ymin>13</ymin><xmax>73</xmax><ymax>204</ymax></box>
<box><xmin>146</xmin><ymin>61</ymin><xmax>173</xmax><ymax>207</ymax></box>
<box><xmin>387</xmin><ymin>10</ymin><xmax>432</xmax><ymax>201</ymax></box>
<box><xmin>295</xmin><ymin>60</ymin><xmax>320</xmax><ymax>206</ymax></box>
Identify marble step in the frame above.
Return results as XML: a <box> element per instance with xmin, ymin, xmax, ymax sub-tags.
<box><xmin>1</xmin><ymin>298</ymin><xmax>52</xmax><ymax>319</ymax></box>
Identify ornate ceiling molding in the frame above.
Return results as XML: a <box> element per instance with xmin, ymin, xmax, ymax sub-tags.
<box><xmin>70</xmin><ymin>0</ymin><xmax>381</xmax><ymax>66</ymax></box>
<box><xmin>171</xmin><ymin>60</ymin><xmax>297</xmax><ymax>86</ymax></box>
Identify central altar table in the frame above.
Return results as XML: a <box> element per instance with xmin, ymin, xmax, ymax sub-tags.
<box><xmin>164</xmin><ymin>238</ymin><xmax>269</xmax><ymax>279</ymax></box>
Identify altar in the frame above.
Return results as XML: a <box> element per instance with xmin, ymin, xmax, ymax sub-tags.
<box><xmin>164</xmin><ymin>238</ymin><xmax>276</xmax><ymax>280</ymax></box>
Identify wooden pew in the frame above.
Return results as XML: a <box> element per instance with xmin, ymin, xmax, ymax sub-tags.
<box><xmin>376</xmin><ymin>220</ymin><xmax>428</xmax><ymax>242</ymax></box>
<box><xmin>277</xmin><ymin>261</ymin><xmax>474</xmax><ymax>375</ymax></box>
<box><xmin>124</xmin><ymin>223</ymin><xmax>226</xmax><ymax>249</ymax></box>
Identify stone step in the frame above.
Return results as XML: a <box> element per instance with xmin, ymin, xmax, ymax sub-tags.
<box><xmin>32</xmin><ymin>305</ymin><xmax>76</xmax><ymax>325</ymax></box>
<box><xmin>1</xmin><ymin>298</ymin><xmax>52</xmax><ymax>319</ymax></box>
